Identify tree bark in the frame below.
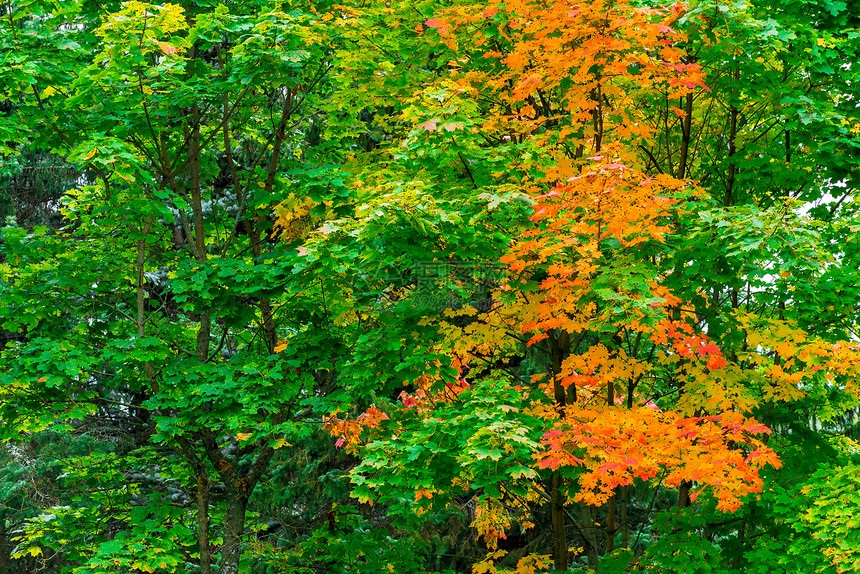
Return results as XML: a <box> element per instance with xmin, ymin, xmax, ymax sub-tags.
<box><xmin>187</xmin><ymin>98</ymin><xmax>216</xmax><ymax>572</ymax></box>
<box><xmin>197</xmin><ymin>473</ymin><xmax>212</xmax><ymax>574</ymax></box>
<box><xmin>620</xmin><ymin>485</ymin><xmax>630</xmax><ymax>549</ymax></box>
<box><xmin>580</xmin><ymin>501</ymin><xmax>599</xmax><ymax>568</ymax></box>
<box><xmin>549</xmin><ymin>330</ymin><xmax>570</xmax><ymax>571</ymax></box>
<box><xmin>551</xmin><ymin>471</ymin><xmax>568</xmax><ymax>571</ymax></box>
<box><xmin>678</xmin><ymin>481</ymin><xmax>692</xmax><ymax>508</ymax></box>
<box><xmin>219</xmin><ymin>493</ymin><xmax>249</xmax><ymax>574</ymax></box>
<box><xmin>677</xmin><ymin>90</ymin><xmax>694</xmax><ymax>180</ymax></box>
<box><xmin>134</xmin><ymin>218</ymin><xmax>154</xmax><ymax>427</ymax></box>
<box><xmin>724</xmin><ymin>67</ymin><xmax>740</xmax><ymax>207</ymax></box>
<box><xmin>606</xmin><ymin>493</ymin><xmax>616</xmax><ymax>553</ymax></box>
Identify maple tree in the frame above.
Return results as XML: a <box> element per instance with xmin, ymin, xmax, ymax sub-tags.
<box><xmin>0</xmin><ymin>0</ymin><xmax>858</xmax><ymax>572</ymax></box>
<box><xmin>0</xmin><ymin>1</ymin><xmax>352</xmax><ymax>572</ymax></box>
<box><xmin>320</xmin><ymin>0</ymin><xmax>860</xmax><ymax>572</ymax></box>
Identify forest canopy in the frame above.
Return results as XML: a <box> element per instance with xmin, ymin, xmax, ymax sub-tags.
<box><xmin>0</xmin><ymin>0</ymin><xmax>859</xmax><ymax>573</ymax></box>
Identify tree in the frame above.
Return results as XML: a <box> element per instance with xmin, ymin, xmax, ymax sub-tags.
<box><xmin>0</xmin><ymin>1</ymin><xmax>350</xmax><ymax>572</ymax></box>
<box><xmin>321</xmin><ymin>0</ymin><xmax>860</xmax><ymax>571</ymax></box>
<box><xmin>1</xmin><ymin>0</ymin><xmax>858</xmax><ymax>572</ymax></box>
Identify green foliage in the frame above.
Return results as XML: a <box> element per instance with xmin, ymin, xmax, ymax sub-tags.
<box><xmin>0</xmin><ymin>0</ymin><xmax>858</xmax><ymax>572</ymax></box>
<box><xmin>252</xmin><ymin>505</ymin><xmax>454</xmax><ymax>574</ymax></box>
<box><xmin>743</xmin><ymin>453</ymin><xmax>860</xmax><ymax>574</ymax></box>
<box><xmin>12</xmin><ymin>448</ymin><xmax>197</xmax><ymax>573</ymax></box>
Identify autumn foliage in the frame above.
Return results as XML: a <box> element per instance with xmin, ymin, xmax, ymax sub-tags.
<box><xmin>326</xmin><ymin>0</ymin><xmax>860</xmax><ymax>570</ymax></box>
<box><xmin>2</xmin><ymin>0</ymin><xmax>859</xmax><ymax>572</ymax></box>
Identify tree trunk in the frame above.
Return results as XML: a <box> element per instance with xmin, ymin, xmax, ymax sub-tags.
<box><xmin>551</xmin><ymin>471</ymin><xmax>568</xmax><ymax>571</ymax></box>
<box><xmin>620</xmin><ymin>485</ymin><xmax>630</xmax><ymax>549</ymax></box>
<box><xmin>549</xmin><ymin>330</ymin><xmax>570</xmax><ymax>571</ymax></box>
<box><xmin>197</xmin><ymin>473</ymin><xmax>212</xmax><ymax>574</ymax></box>
<box><xmin>677</xmin><ymin>90</ymin><xmax>694</xmax><ymax>180</ymax></box>
<box><xmin>606</xmin><ymin>493</ymin><xmax>616</xmax><ymax>553</ymax></box>
<box><xmin>580</xmin><ymin>501</ymin><xmax>600</xmax><ymax>569</ymax></box>
<box><xmin>219</xmin><ymin>494</ymin><xmax>249</xmax><ymax>574</ymax></box>
<box><xmin>678</xmin><ymin>481</ymin><xmax>692</xmax><ymax>508</ymax></box>
<box><xmin>724</xmin><ymin>66</ymin><xmax>740</xmax><ymax>207</ymax></box>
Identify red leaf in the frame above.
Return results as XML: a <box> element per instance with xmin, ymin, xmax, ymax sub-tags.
<box><xmin>697</xmin><ymin>343</ymin><xmax>720</xmax><ymax>356</ymax></box>
<box><xmin>707</xmin><ymin>356</ymin><xmax>728</xmax><ymax>370</ymax></box>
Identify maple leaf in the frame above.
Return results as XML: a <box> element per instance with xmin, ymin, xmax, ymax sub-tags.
<box><xmin>424</xmin><ymin>17</ymin><xmax>450</xmax><ymax>35</ymax></box>
<box><xmin>422</xmin><ymin>118</ymin><xmax>440</xmax><ymax>131</ymax></box>
<box><xmin>697</xmin><ymin>343</ymin><xmax>720</xmax><ymax>356</ymax></box>
<box><xmin>707</xmin><ymin>356</ymin><xmax>728</xmax><ymax>370</ymax></box>
<box><xmin>155</xmin><ymin>40</ymin><xmax>178</xmax><ymax>55</ymax></box>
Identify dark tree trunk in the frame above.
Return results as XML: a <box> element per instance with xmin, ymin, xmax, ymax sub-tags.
<box><xmin>551</xmin><ymin>471</ymin><xmax>568</xmax><ymax>571</ymax></box>
<box><xmin>219</xmin><ymin>494</ymin><xmax>249</xmax><ymax>574</ymax></box>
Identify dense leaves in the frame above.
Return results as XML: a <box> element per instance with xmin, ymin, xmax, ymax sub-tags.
<box><xmin>0</xmin><ymin>0</ymin><xmax>858</xmax><ymax>572</ymax></box>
